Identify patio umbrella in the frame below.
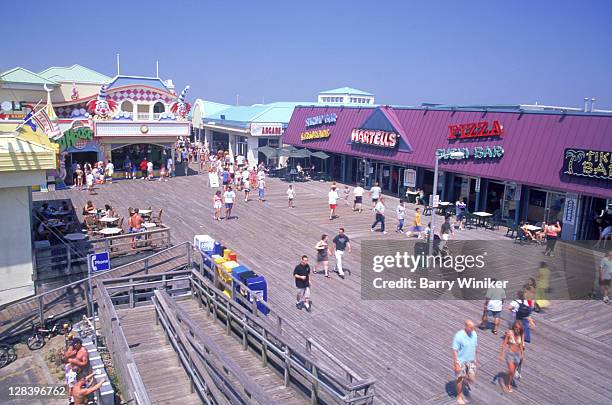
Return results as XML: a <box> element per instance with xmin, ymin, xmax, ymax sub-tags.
<box><xmin>279</xmin><ymin>147</ymin><xmax>311</xmax><ymax>158</ymax></box>
<box><xmin>311</xmin><ymin>151</ymin><xmax>330</xmax><ymax>160</ymax></box>
<box><xmin>253</xmin><ymin>145</ymin><xmax>279</xmax><ymax>158</ymax></box>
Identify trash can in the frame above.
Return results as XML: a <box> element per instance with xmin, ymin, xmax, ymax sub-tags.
<box><xmin>213</xmin><ymin>242</ymin><xmax>223</xmax><ymax>255</ymax></box>
<box><xmin>245</xmin><ymin>276</ymin><xmax>269</xmax><ymax>315</ymax></box>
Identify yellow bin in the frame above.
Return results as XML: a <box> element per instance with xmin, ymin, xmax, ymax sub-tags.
<box><xmin>221</xmin><ymin>261</ymin><xmax>239</xmax><ymax>296</ymax></box>
<box><xmin>223</xmin><ymin>249</ymin><xmax>233</xmax><ymax>260</ymax></box>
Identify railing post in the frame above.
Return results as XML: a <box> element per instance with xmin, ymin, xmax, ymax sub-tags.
<box><xmin>283</xmin><ymin>347</ymin><xmax>291</xmax><ymax>387</ymax></box>
<box><xmin>277</xmin><ymin>316</ymin><xmax>282</xmax><ymax>335</ymax></box>
<box><xmin>306</xmin><ymin>339</ymin><xmax>312</xmax><ymax>354</ymax></box>
<box><xmin>242</xmin><ymin>316</ymin><xmax>248</xmax><ymax>350</ymax></box>
<box><xmin>311</xmin><ymin>365</ymin><xmax>319</xmax><ymax>405</ymax></box>
<box><xmin>66</xmin><ymin>246</ymin><xmax>72</xmax><ymax>273</ymax></box>
<box><xmin>226</xmin><ymin>299</ymin><xmax>231</xmax><ymax>335</ymax></box>
<box><xmin>261</xmin><ymin>329</ymin><xmax>268</xmax><ymax>366</ymax></box>
<box><xmin>187</xmin><ymin>243</ymin><xmax>192</xmax><ymax>268</ymax></box>
<box><xmin>129</xmin><ymin>279</ymin><xmax>135</xmax><ymax>308</ymax></box>
<box><xmin>38</xmin><ymin>295</ymin><xmax>45</xmax><ymax>325</ymax></box>
<box><xmin>104</xmin><ymin>237</ymin><xmax>110</xmax><ymax>253</ymax></box>
<box><xmin>144</xmin><ymin>259</ymin><xmax>149</xmax><ymax>275</ymax></box>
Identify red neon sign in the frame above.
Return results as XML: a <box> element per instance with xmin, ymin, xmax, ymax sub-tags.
<box><xmin>448</xmin><ymin>120</ymin><xmax>503</xmax><ymax>140</ymax></box>
<box><xmin>351</xmin><ymin>129</ymin><xmax>397</xmax><ymax>148</ymax></box>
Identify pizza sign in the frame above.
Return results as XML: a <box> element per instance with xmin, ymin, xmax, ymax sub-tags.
<box><xmin>448</xmin><ymin>120</ymin><xmax>503</xmax><ymax>140</ymax></box>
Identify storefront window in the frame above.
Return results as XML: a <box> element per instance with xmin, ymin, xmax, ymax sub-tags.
<box><xmin>110</xmin><ymin>143</ymin><xmax>167</xmax><ymax>170</ymax></box>
<box><xmin>547</xmin><ymin>192</ymin><xmax>565</xmax><ymax>224</ymax></box>
<box><xmin>485</xmin><ymin>181</ymin><xmax>504</xmax><ymax>215</ymax></box>
<box><xmin>526</xmin><ymin>189</ymin><xmax>547</xmax><ymax>223</ymax></box>
<box><xmin>236</xmin><ymin>136</ymin><xmax>248</xmax><ymax>156</ymax></box>
<box><xmin>212</xmin><ymin>131</ymin><xmax>229</xmax><ymax>153</ymax></box>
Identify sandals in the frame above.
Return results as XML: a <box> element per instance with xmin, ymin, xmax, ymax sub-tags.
<box><xmin>492</xmin><ymin>329</ymin><xmax>498</xmax><ymax>335</ymax></box>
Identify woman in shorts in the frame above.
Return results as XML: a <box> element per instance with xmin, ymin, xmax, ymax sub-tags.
<box><xmin>314</xmin><ymin>234</ymin><xmax>332</xmax><ymax>278</ymax></box>
<box><xmin>498</xmin><ymin>320</ymin><xmax>525</xmax><ymax>393</ymax></box>
<box><xmin>213</xmin><ymin>191</ymin><xmax>223</xmax><ymax>221</ymax></box>
<box><xmin>243</xmin><ymin>172</ymin><xmax>251</xmax><ymax>202</ymax></box>
<box><xmin>75</xmin><ymin>165</ymin><xmax>83</xmax><ymax>190</ymax></box>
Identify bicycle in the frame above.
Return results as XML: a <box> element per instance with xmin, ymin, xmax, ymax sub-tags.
<box><xmin>26</xmin><ymin>315</ymin><xmax>72</xmax><ymax>350</ymax></box>
<box><xmin>0</xmin><ymin>344</ymin><xmax>17</xmax><ymax>368</ymax></box>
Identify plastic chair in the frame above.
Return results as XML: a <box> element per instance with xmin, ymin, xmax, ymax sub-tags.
<box><xmin>505</xmin><ymin>220</ymin><xmax>518</xmax><ymax>238</ymax></box>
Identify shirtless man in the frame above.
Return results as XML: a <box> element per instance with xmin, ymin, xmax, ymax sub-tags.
<box><xmin>129</xmin><ymin>209</ymin><xmax>145</xmax><ymax>249</ymax></box>
<box><xmin>64</xmin><ymin>338</ymin><xmax>89</xmax><ymax>373</ymax></box>
<box><xmin>72</xmin><ymin>373</ymin><xmax>105</xmax><ymax>405</ymax></box>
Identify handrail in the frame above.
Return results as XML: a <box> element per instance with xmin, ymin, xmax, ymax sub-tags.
<box><xmin>96</xmin><ymin>279</ymin><xmax>152</xmax><ymax>405</ymax></box>
<box><xmin>188</xmin><ymin>269</ymin><xmax>375</xmax><ymax>403</ymax></box>
<box><xmin>193</xmin><ymin>250</ymin><xmax>367</xmax><ymax>384</ymax></box>
<box><xmin>0</xmin><ymin>242</ymin><xmax>192</xmax><ymax>338</ymax></box>
<box><xmin>154</xmin><ymin>289</ymin><xmax>275</xmax><ymax>404</ymax></box>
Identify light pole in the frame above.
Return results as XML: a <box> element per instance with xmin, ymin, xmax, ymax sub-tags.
<box><xmin>429</xmin><ymin>151</ymin><xmax>465</xmax><ymax>254</ymax></box>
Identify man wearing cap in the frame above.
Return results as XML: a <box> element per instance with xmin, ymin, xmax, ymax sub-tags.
<box><xmin>72</xmin><ymin>373</ymin><xmax>105</xmax><ymax>405</ymax></box>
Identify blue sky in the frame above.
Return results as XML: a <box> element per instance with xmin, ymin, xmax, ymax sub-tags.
<box><xmin>2</xmin><ymin>0</ymin><xmax>611</xmax><ymax>108</ymax></box>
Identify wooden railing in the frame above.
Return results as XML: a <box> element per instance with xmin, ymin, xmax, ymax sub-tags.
<box><xmin>33</xmin><ymin>227</ymin><xmax>172</xmax><ymax>280</ymax></box>
<box><xmin>0</xmin><ymin>242</ymin><xmax>192</xmax><ymax>339</ymax></box>
<box><xmin>98</xmin><ymin>267</ymin><xmax>376</xmax><ymax>404</ymax></box>
<box><xmin>188</xmin><ymin>269</ymin><xmax>376</xmax><ymax>404</ymax></box>
<box><xmin>153</xmin><ymin>289</ymin><xmax>275</xmax><ymax>404</ymax></box>
<box><xmin>96</xmin><ymin>279</ymin><xmax>152</xmax><ymax>405</ymax></box>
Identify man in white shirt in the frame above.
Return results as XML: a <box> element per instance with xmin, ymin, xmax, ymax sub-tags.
<box><xmin>236</xmin><ymin>154</ymin><xmax>245</xmax><ymax>167</ymax></box>
<box><xmin>287</xmin><ymin>185</ymin><xmax>296</xmax><ymax>208</ymax></box>
<box><xmin>223</xmin><ymin>186</ymin><xmax>236</xmax><ymax>219</ymax></box>
<box><xmin>352</xmin><ymin>184</ymin><xmax>365</xmax><ymax>213</ymax></box>
<box><xmin>105</xmin><ymin>161</ymin><xmax>114</xmax><ymax>183</ymax></box>
<box><xmin>370</xmin><ymin>182</ymin><xmax>382</xmax><ymax>209</ymax></box>
<box><xmin>396</xmin><ymin>200</ymin><xmax>406</xmax><ymax>233</ymax></box>
<box><xmin>371</xmin><ymin>197</ymin><xmax>386</xmax><ymax>234</ymax></box>
<box><xmin>258</xmin><ymin>178</ymin><xmax>266</xmax><ymax>202</ymax></box>
<box><xmin>146</xmin><ymin>160</ymin><xmax>154</xmax><ymax>180</ymax></box>
<box><xmin>167</xmin><ymin>157</ymin><xmax>174</xmax><ymax>178</ymax></box>
<box><xmin>328</xmin><ymin>185</ymin><xmax>339</xmax><ymax>220</ymax></box>
<box><xmin>479</xmin><ymin>283</ymin><xmax>506</xmax><ymax>334</ymax></box>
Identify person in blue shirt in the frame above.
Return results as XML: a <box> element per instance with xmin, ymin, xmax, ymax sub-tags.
<box><xmin>452</xmin><ymin>320</ymin><xmax>478</xmax><ymax>405</ymax></box>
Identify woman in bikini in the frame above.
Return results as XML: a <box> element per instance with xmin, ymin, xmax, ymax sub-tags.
<box><xmin>498</xmin><ymin>320</ymin><xmax>525</xmax><ymax>393</ymax></box>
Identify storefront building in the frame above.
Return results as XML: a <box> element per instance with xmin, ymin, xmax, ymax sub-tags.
<box><xmin>283</xmin><ymin>105</ymin><xmax>612</xmax><ymax>240</ymax></box>
<box><xmin>193</xmin><ymin>101</ymin><xmax>299</xmax><ymax>166</ymax></box>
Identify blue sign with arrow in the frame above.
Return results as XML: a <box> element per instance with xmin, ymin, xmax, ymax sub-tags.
<box><xmin>88</xmin><ymin>252</ymin><xmax>110</xmax><ymax>273</ymax></box>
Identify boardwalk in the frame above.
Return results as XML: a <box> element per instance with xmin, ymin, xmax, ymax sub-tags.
<box><xmin>118</xmin><ymin>305</ymin><xmax>201</xmax><ymax>404</ymax></box>
<box><xmin>37</xmin><ymin>171</ymin><xmax>612</xmax><ymax>404</ymax></box>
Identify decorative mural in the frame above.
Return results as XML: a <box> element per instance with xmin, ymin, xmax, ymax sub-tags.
<box><xmin>170</xmin><ymin>85</ymin><xmax>191</xmax><ymax>120</ymax></box>
<box><xmin>86</xmin><ymin>85</ymin><xmax>117</xmax><ymax>120</ymax></box>
<box><xmin>106</xmin><ymin>87</ymin><xmax>174</xmax><ymax>104</ymax></box>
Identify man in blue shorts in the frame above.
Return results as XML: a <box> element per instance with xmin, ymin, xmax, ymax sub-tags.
<box><xmin>452</xmin><ymin>320</ymin><xmax>478</xmax><ymax>404</ymax></box>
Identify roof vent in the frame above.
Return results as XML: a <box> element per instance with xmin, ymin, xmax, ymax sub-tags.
<box><xmin>584</xmin><ymin>98</ymin><xmax>589</xmax><ymax>112</ymax></box>
<box><xmin>590</xmin><ymin>98</ymin><xmax>596</xmax><ymax>112</ymax></box>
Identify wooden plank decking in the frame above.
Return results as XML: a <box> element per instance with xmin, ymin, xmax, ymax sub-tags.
<box><xmin>37</xmin><ymin>170</ymin><xmax>612</xmax><ymax>404</ymax></box>
<box><xmin>118</xmin><ymin>305</ymin><xmax>201</xmax><ymax>405</ymax></box>
<box><xmin>178</xmin><ymin>298</ymin><xmax>310</xmax><ymax>404</ymax></box>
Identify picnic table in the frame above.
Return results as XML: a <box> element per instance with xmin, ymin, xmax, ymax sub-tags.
<box><xmin>64</xmin><ymin>233</ymin><xmax>88</xmax><ymax>241</ymax></box>
<box><xmin>405</xmin><ymin>191</ymin><xmax>419</xmax><ymax>204</ymax></box>
<box><xmin>472</xmin><ymin>211</ymin><xmax>493</xmax><ymax>227</ymax></box>
<box><xmin>97</xmin><ymin>227</ymin><xmax>122</xmax><ymax>236</ymax></box>
<box><xmin>524</xmin><ymin>224</ymin><xmax>541</xmax><ymax>232</ymax></box>
<box><xmin>99</xmin><ymin>217</ymin><xmax>119</xmax><ymax>227</ymax></box>
<box><xmin>436</xmin><ymin>201</ymin><xmax>453</xmax><ymax>216</ymax></box>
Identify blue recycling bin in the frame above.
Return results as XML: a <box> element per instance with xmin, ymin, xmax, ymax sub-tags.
<box><xmin>213</xmin><ymin>242</ymin><xmax>223</xmax><ymax>255</ymax></box>
<box><xmin>232</xmin><ymin>266</ymin><xmax>269</xmax><ymax>315</ymax></box>
<box><xmin>246</xmin><ymin>276</ymin><xmax>269</xmax><ymax>315</ymax></box>
<box><xmin>199</xmin><ymin>250</ymin><xmax>215</xmax><ymax>280</ymax></box>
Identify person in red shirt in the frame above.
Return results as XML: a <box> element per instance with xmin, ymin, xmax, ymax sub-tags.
<box><xmin>139</xmin><ymin>159</ymin><xmax>148</xmax><ymax>179</ymax></box>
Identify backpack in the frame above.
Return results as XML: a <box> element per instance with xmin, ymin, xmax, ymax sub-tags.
<box><xmin>515</xmin><ymin>300</ymin><xmax>532</xmax><ymax>319</ymax></box>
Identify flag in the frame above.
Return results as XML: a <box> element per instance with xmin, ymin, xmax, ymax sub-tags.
<box><xmin>32</xmin><ymin>108</ymin><xmax>62</xmax><ymax>139</ymax></box>
<box><xmin>22</xmin><ymin>111</ymin><xmax>37</xmax><ymax>132</ymax></box>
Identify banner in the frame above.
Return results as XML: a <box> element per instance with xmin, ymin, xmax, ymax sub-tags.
<box><xmin>32</xmin><ymin>108</ymin><xmax>61</xmax><ymax>139</ymax></box>
<box><xmin>250</xmin><ymin>123</ymin><xmax>283</xmax><ymax>136</ymax></box>
<box><xmin>403</xmin><ymin>169</ymin><xmax>416</xmax><ymax>187</ymax></box>
<box><xmin>564</xmin><ymin>193</ymin><xmax>578</xmax><ymax>225</ymax></box>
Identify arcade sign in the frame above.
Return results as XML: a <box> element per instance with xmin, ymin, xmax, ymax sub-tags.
<box><xmin>563</xmin><ymin>148</ymin><xmax>612</xmax><ymax>180</ymax></box>
<box><xmin>251</xmin><ymin>123</ymin><xmax>283</xmax><ymax>136</ymax></box>
<box><xmin>305</xmin><ymin>113</ymin><xmax>337</xmax><ymax>128</ymax></box>
<box><xmin>448</xmin><ymin>120</ymin><xmax>504</xmax><ymax>140</ymax></box>
<box><xmin>351</xmin><ymin>129</ymin><xmax>397</xmax><ymax>148</ymax></box>
<box><xmin>436</xmin><ymin>145</ymin><xmax>504</xmax><ymax>160</ymax></box>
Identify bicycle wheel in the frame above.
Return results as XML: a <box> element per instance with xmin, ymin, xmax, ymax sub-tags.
<box><xmin>27</xmin><ymin>334</ymin><xmax>45</xmax><ymax>350</ymax></box>
<box><xmin>0</xmin><ymin>348</ymin><xmax>8</xmax><ymax>368</ymax></box>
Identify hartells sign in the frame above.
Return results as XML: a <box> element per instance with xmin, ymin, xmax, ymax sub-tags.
<box><xmin>448</xmin><ymin>120</ymin><xmax>503</xmax><ymax>140</ymax></box>
<box><xmin>351</xmin><ymin>129</ymin><xmax>397</xmax><ymax>148</ymax></box>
